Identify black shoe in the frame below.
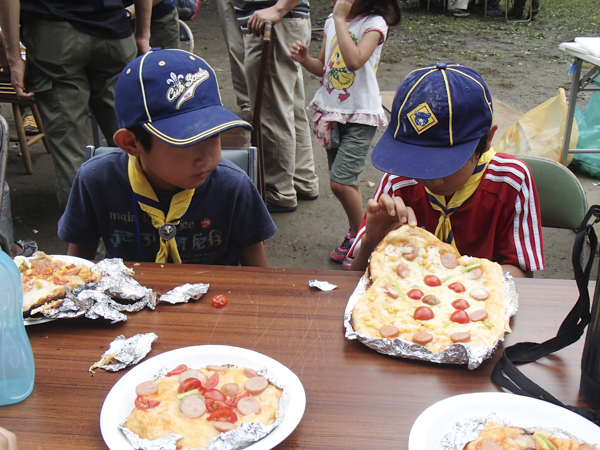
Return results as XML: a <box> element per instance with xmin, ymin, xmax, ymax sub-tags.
<box><xmin>507</xmin><ymin>7</ymin><xmax>523</xmax><ymax>18</ymax></box>
<box><xmin>266</xmin><ymin>201</ymin><xmax>297</xmax><ymax>213</ymax></box>
<box><xmin>297</xmin><ymin>193</ymin><xmax>318</xmax><ymax>201</ymax></box>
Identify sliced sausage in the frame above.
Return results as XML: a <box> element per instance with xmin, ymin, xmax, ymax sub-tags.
<box><xmin>220</xmin><ymin>383</ymin><xmax>240</xmax><ymax>397</ymax></box>
<box><xmin>396</xmin><ymin>263</ymin><xmax>410</xmax><ymax>279</ymax></box>
<box><xmin>135</xmin><ymin>380</ymin><xmax>158</xmax><ymax>396</ymax></box>
<box><xmin>379</xmin><ymin>325</ymin><xmax>400</xmax><ymax>338</ymax></box>
<box><xmin>412</xmin><ymin>331</ymin><xmax>433</xmax><ymax>345</ymax></box>
<box><xmin>213</xmin><ymin>421</ymin><xmax>236</xmax><ymax>433</ymax></box>
<box><xmin>469</xmin><ymin>310</ymin><xmax>489</xmax><ymax>322</ymax></box>
<box><xmin>421</xmin><ymin>294</ymin><xmax>440</xmax><ymax>306</ymax></box>
<box><xmin>179</xmin><ymin>394</ymin><xmax>206</xmax><ymax>418</ymax></box>
<box><xmin>180</xmin><ymin>369</ymin><xmax>205</xmax><ymax>383</ymax></box>
<box><xmin>383</xmin><ymin>285</ymin><xmax>399</xmax><ymax>299</ymax></box>
<box><xmin>207</xmin><ymin>365</ymin><xmax>227</xmax><ymax>372</ymax></box>
<box><xmin>470</xmin><ymin>288</ymin><xmax>489</xmax><ymax>301</ymax></box>
<box><xmin>237</xmin><ymin>396</ymin><xmax>260</xmax><ymax>416</ymax></box>
<box><xmin>467</xmin><ymin>267</ymin><xmax>483</xmax><ymax>280</ymax></box>
<box><xmin>474</xmin><ymin>438</ymin><xmax>503</xmax><ymax>450</ymax></box>
<box><xmin>450</xmin><ymin>332</ymin><xmax>472</xmax><ymax>343</ymax></box>
<box><xmin>243</xmin><ymin>367</ymin><xmax>258</xmax><ymax>378</ymax></box>
<box><xmin>244</xmin><ymin>376</ymin><xmax>269</xmax><ymax>396</ymax></box>
<box><xmin>401</xmin><ymin>242</ymin><xmax>419</xmax><ymax>261</ymax></box>
<box><xmin>440</xmin><ymin>252</ymin><xmax>457</xmax><ymax>269</ymax></box>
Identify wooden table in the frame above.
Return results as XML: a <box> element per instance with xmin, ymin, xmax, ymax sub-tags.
<box><xmin>1</xmin><ymin>265</ymin><xmax>593</xmax><ymax>449</ymax></box>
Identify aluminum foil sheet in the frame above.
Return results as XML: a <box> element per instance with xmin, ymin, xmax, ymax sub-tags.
<box><xmin>120</xmin><ymin>367</ymin><xmax>286</xmax><ymax>450</ymax></box>
<box><xmin>89</xmin><ymin>333</ymin><xmax>158</xmax><ymax>373</ymax></box>
<box><xmin>309</xmin><ymin>279</ymin><xmax>338</xmax><ymax>291</ymax></box>
<box><xmin>28</xmin><ymin>259</ymin><xmax>159</xmax><ymax>323</ymax></box>
<box><xmin>344</xmin><ymin>272</ymin><xmax>519</xmax><ymax>370</ymax></box>
<box><xmin>440</xmin><ymin>414</ymin><xmax>586</xmax><ymax>450</ymax></box>
<box><xmin>160</xmin><ymin>283</ymin><xmax>210</xmax><ymax>304</ymax></box>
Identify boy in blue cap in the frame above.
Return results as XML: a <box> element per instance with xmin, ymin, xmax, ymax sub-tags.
<box><xmin>58</xmin><ymin>49</ymin><xmax>276</xmax><ymax>266</ymax></box>
<box><xmin>348</xmin><ymin>62</ymin><xmax>544</xmax><ymax>278</ymax></box>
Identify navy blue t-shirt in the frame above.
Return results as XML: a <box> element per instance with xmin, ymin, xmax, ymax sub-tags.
<box><xmin>58</xmin><ymin>151</ymin><xmax>277</xmax><ymax>265</ymax></box>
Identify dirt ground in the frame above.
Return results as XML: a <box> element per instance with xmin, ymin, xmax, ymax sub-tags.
<box><xmin>3</xmin><ymin>0</ymin><xmax>600</xmax><ymax>279</ymax></box>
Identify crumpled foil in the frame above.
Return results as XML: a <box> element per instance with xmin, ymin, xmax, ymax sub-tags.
<box><xmin>120</xmin><ymin>367</ymin><xmax>286</xmax><ymax>450</ymax></box>
<box><xmin>440</xmin><ymin>414</ymin><xmax>586</xmax><ymax>450</ymax></box>
<box><xmin>160</xmin><ymin>283</ymin><xmax>210</xmax><ymax>304</ymax></box>
<box><xmin>89</xmin><ymin>333</ymin><xmax>158</xmax><ymax>373</ymax></box>
<box><xmin>309</xmin><ymin>279</ymin><xmax>338</xmax><ymax>291</ymax></box>
<box><xmin>344</xmin><ymin>272</ymin><xmax>519</xmax><ymax>370</ymax></box>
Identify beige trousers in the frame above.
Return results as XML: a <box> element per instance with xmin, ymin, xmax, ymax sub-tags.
<box><xmin>244</xmin><ymin>18</ymin><xmax>319</xmax><ymax>207</ymax></box>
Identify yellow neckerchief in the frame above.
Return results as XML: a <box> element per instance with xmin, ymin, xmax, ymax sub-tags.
<box><xmin>425</xmin><ymin>150</ymin><xmax>496</xmax><ymax>250</ymax></box>
<box><xmin>128</xmin><ymin>155</ymin><xmax>194</xmax><ymax>264</ymax></box>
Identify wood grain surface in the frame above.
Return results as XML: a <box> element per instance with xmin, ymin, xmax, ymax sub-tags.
<box><xmin>1</xmin><ymin>264</ymin><xmax>594</xmax><ymax>449</ymax></box>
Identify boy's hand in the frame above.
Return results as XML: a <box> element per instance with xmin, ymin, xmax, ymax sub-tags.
<box><xmin>289</xmin><ymin>40</ymin><xmax>308</xmax><ymax>63</ymax></box>
<box><xmin>332</xmin><ymin>0</ymin><xmax>354</xmax><ymax>21</ymax></box>
<box><xmin>363</xmin><ymin>194</ymin><xmax>417</xmax><ymax>247</ymax></box>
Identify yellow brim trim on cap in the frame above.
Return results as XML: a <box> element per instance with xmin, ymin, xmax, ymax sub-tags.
<box><xmin>143</xmin><ymin>120</ymin><xmax>248</xmax><ymax>146</ymax></box>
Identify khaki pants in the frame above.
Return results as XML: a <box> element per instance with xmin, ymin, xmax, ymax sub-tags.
<box><xmin>244</xmin><ymin>18</ymin><xmax>319</xmax><ymax>207</ymax></box>
<box><xmin>22</xmin><ymin>19</ymin><xmax>137</xmax><ymax>210</ymax></box>
<box><xmin>150</xmin><ymin>8</ymin><xmax>182</xmax><ymax>50</ymax></box>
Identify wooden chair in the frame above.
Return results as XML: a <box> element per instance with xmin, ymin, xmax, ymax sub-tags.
<box><xmin>0</xmin><ymin>75</ymin><xmax>51</xmax><ymax>174</ymax></box>
<box><xmin>250</xmin><ymin>22</ymin><xmax>272</xmax><ymax>200</ymax></box>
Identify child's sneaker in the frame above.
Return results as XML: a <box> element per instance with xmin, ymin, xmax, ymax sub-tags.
<box><xmin>342</xmin><ymin>255</ymin><xmax>354</xmax><ymax>270</ymax></box>
<box><xmin>330</xmin><ymin>229</ymin><xmax>356</xmax><ymax>262</ymax></box>
<box><xmin>22</xmin><ymin>115</ymin><xmax>39</xmax><ymax>135</ymax></box>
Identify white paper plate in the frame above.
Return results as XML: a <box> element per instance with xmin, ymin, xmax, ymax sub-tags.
<box><xmin>100</xmin><ymin>345</ymin><xmax>306</xmax><ymax>450</ymax></box>
<box><xmin>22</xmin><ymin>254</ymin><xmax>95</xmax><ymax>326</ymax></box>
<box><xmin>409</xmin><ymin>392</ymin><xmax>600</xmax><ymax>449</ymax></box>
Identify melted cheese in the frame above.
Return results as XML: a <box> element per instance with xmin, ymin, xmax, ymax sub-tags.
<box><xmin>125</xmin><ymin>366</ymin><xmax>282</xmax><ymax>450</ymax></box>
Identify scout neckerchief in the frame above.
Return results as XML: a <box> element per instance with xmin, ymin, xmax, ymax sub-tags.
<box><xmin>425</xmin><ymin>150</ymin><xmax>496</xmax><ymax>250</ymax></box>
<box><xmin>128</xmin><ymin>155</ymin><xmax>194</xmax><ymax>264</ymax></box>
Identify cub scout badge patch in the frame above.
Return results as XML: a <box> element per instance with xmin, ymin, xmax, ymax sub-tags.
<box><xmin>166</xmin><ymin>68</ymin><xmax>209</xmax><ymax>109</ymax></box>
<box><xmin>407</xmin><ymin>102</ymin><xmax>438</xmax><ymax>134</ymax></box>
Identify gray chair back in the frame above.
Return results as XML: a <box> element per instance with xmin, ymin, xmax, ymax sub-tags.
<box><xmin>0</xmin><ymin>115</ymin><xmax>9</xmax><ymax>215</ymax></box>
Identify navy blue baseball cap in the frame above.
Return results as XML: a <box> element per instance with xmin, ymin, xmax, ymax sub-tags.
<box><xmin>115</xmin><ymin>49</ymin><xmax>251</xmax><ymax>147</ymax></box>
<box><xmin>371</xmin><ymin>63</ymin><xmax>493</xmax><ymax>180</ymax></box>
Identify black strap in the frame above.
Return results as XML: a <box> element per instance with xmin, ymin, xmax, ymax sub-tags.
<box><xmin>491</xmin><ymin>205</ymin><xmax>600</xmax><ymax>424</ymax></box>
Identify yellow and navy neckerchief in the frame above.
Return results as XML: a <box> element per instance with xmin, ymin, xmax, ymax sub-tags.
<box><xmin>128</xmin><ymin>155</ymin><xmax>194</xmax><ymax>264</ymax></box>
<box><xmin>425</xmin><ymin>150</ymin><xmax>496</xmax><ymax>251</ymax></box>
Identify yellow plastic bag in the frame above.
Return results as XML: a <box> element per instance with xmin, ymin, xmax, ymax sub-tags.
<box><xmin>494</xmin><ymin>88</ymin><xmax>578</xmax><ymax>165</ymax></box>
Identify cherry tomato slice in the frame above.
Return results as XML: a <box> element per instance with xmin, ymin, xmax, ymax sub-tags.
<box><xmin>448</xmin><ymin>282</ymin><xmax>466</xmax><ymax>293</ymax></box>
<box><xmin>178</xmin><ymin>377</ymin><xmax>203</xmax><ymax>394</ymax></box>
<box><xmin>414</xmin><ymin>306</ymin><xmax>434</xmax><ymax>321</ymax></box>
<box><xmin>207</xmin><ymin>407</ymin><xmax>238</xmax><ymax>423</ymax></box>
<box><xmin>226</xmin><ymin>390</ymin><xmax>250</xmax><ymax>408</ymax></box>
<box><xmin>203</xmin><ymin>372</ymin><xmax>219</xmax><ymax>389</ymax></box>
<box><xmin>53</xmin><ymin>276</ymin><xmax>69</xmax><ymax>286</ymax></box>
<box><xmin>450</xmin><ymin>310</ymin><xmax>470</xmax><ymax>324</ymax></box>
<box><xmin>205</xmin><ymin>398</ymin><xmax>233</xmax><ymax>412</ymax></box>
<box><xmin>452</xmin><ymin>299</ymin><xmax>470</xmax><ymax>310</ymax></box>
<box><xmin>204</xmin><ymin>388</ymin><xmax>227</xmax><ymax>402</ymax></box>
<box><xmin>407</xmin><ymin>289</ymin><xmax>424</xmax><ymax>300</ymax></box>
<box><xmin>166</xmin><ymin>364</ymin><xmax>188</xmax><ymax>377</ymax></box>
<box><xmin>134</xmin><ymin>395</ymin><xmax>160</xmax><ymax>410</ymax></box>
<box><xmin>423</xmin><ymin>275</ymin><xmax>441</xmax><ymax>287</ymax></box>
<box><xmin>212</xmin><ymin>294</ymin><xmax>230</xmax><ymax>309</ymax></box>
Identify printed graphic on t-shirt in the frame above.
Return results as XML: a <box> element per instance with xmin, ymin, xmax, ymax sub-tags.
<box><xmin>325</xmin><ymin>32</ymin><xmax>357</xmax><ymax>102</ymax></box>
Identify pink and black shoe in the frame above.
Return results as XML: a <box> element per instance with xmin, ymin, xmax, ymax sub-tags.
<box><xmin>330</xmin><ymin>229</ymin><xmax>356</xmax><ymax>263</ymax></box>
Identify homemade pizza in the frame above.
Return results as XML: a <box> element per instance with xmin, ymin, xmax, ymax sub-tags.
<box><xmin>463</xmin><ymin>421</ymin><xmax>596</xmax><ymax>449</ymax></box>
<box><xmin>352</xmin><ymin>225</ymin><xmax>509</xmax><ymax>354</ymax></box>
<box><xmin>124</xmin><ymin>363</ymin><xmax>283</xmax><ymax>450</ymax></box>
<box><xmin>15</xmin><ymin>252</ymin><xmax>101</xmax><ymax>316</ymax></box>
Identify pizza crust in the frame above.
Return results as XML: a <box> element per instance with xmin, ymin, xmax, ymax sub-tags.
<box><xmin>352</xmin><ymin>225</ymin><xmax>509</xmax><ymax>354</ymax></box>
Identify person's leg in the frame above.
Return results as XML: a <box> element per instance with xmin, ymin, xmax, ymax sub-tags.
<box><xmin>21</xmin><ymin>20</ymin><xmax>93</xmax><ymax>210</ymax></box>
<box><xmin>149</xmin><ymin>8</ymin><xmax>181</xmax><ymax>49</ymax></box>
<box><xmin>217</xmin><ymin>0</ymin><xmax>250</xmax><ymax>115</ymax></box>
<box><xmin>330</xmin><ymin>181</ymin><xmax>363</xmax><ymax>232</ymax></box>
<box><xmin>87</xmin><ymin>35</ymin><xmax>137</xmax><ymax>148</ymax></box>
<box><xmin>290</xmin><ymin>19</ymin><xmax>318</xmax><ymax>199</ymax></box>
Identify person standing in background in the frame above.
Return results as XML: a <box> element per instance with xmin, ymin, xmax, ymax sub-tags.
<box><xmin>234</xmin><ymin>0</ymin><xmax>319</xmax><ymax>213</ymax></box>
<box><xmin>125</xmin><ymin>0</ymin><xmax>181</xmax><ymax>50</ymax></box>
<box><xmin>0</xmin><ymin>0</ymin><xmax>152</xmax><ymax>211</ymax></box>
<box><xmin>217</xmin><ymin>0</ymin><xmax>251</xmax><ymax>122</ymax></box>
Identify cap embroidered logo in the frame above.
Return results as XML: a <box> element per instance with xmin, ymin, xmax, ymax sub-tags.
<box><xmin>407</xmin><ymin>102</ymin><xmax>438</xmax><ymax>134</ymax></box>
<box><xmin>166</xmin><ymin>68</ymin><xmax>210</xmax><ymax>109</ymax></box>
